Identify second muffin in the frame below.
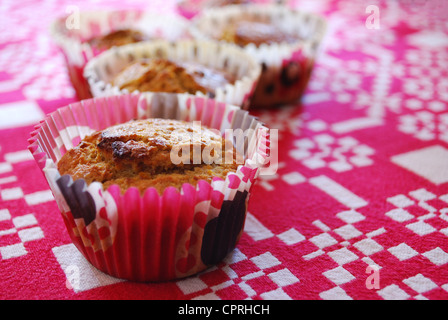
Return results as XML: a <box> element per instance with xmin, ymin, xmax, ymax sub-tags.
<box><xmin>83</xmin><ymin>39</ymin><xmax>262</xmax><ymax>109</ymax></box>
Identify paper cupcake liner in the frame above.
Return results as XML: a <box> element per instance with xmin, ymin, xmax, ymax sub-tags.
<box><xmin>28</xmin><ymin>93</ymin><xmax>270</xmax><ymax>282</ymax></box>
<box><xmin>190</xmin><ymin>4</ymin><xmax>327</xmax><ymax>108</ymax></box>
<box><xmin>83</xmin><ymin>39</ymin><xmax>261</xmax><ymax>109</ymax></box>
<box><xmin>50</xmin><ymin>9</ymin><xmax>191</xmax><ymax>100</ymax></box>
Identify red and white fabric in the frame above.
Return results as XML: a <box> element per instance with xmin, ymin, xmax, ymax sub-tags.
<box><xmin>0</xmin><ymin>0</ymin><xmax>447</xmax><ymax>300</ymax></box>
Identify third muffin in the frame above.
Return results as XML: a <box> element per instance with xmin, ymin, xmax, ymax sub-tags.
<box><xmin>191</xmin><ymin>4</ymin><xmax>326</xmax><ymax>108</ymax></box>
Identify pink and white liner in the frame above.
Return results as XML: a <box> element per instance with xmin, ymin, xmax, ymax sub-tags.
<box><xmin>28</xmin><ymin>93</ymin><xmax>270</xmax><ymax>281</ymax></box>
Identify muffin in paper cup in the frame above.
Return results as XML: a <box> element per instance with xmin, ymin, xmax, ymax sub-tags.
<box><xmin>50</xmin><ymin>9</ymin><xmax>190</xmax><ymax>100</ymax></box>
<box><xmin>28</xmin><ymin>93</ymin><xmax>271</xmax><ymax>282</ymax></box>
<box><xmin>83</xmin><ymin>39</ymin><xmax>261</xmax><ymax>109</ymax></box>
<box><xmin>190</xmin><ymin>4</ymin><xmax>327</xmax><ymax>109</ymax></box>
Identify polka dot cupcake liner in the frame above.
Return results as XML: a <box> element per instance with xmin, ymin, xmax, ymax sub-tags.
<box><xmin>28</xmin><ymin>93</ymin><xmax>270</xmax><ymax>282</ymax></box>
<box><xmin>83</xmin><ymin>39</ymin><xmax>261</xmax><ymax>109</ymax></box>
<box><xmin>190</xmin><ymin>4</ymin><xmax>327</xmax><ymax>108</ymax></box>
<box><xmin>50</xmin><ymin>9</ymin><xmax>190</xmax><ymax>100</ymax></box>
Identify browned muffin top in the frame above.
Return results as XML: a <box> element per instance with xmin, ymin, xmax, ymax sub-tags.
<box><xmin>87</xmin><ymin>29</ymin><xmax>146</xmax><ymax>50</ymax></box>
<box><xmin>221</xmin><ymin>20</ymin><xmax>299</xmax><ymax>47</ymax></box>
<box><xmin>57</xmin><ymin>119</ymin><xmax>238</xmax><ymax>195</ymax></box>
<box><xmin>111</xmin><ymin>58</ymin><xmax>235</xmax><ymax>95</ymax></box>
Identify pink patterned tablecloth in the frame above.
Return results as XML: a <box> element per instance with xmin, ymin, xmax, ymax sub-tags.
<box><xmin>0</xmin><ymin>0</ymin><xmax>448</xmax><ymax>300</ymax></box>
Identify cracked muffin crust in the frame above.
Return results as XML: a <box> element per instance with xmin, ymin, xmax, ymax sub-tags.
<box><xmin>57</xmin><ymin>118</ymin><xmax>238</xmax><ymax>195</ymax></box>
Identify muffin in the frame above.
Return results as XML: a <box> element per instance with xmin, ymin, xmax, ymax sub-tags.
<box><xmin>83</xmin><ymin>39</ymin><xmax>261</xmax><ymax>108</ymax></box>
<box><xmin>50</xmin><ymin>10</ymin><xmax>190</xmax><ymax>100</ymax></box>
<box><xmin>57</xmin><ymin>118</ymin><xmax>239</xmax><ymax>196</ymax></box>
<box><xmin>190</xmin><ymin>4</ymin><xmax>326</xmax><ymax>108</ymax></box>
<box><xmin>28</xmin><ymin>93</ymin><xmax>269</xmax><ymax>281</ymax></box>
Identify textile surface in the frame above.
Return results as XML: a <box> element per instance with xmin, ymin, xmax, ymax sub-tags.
<box><xmin>0</xmin><ymin>0</ymin><xmax>447</xmax><ymax>300</ymax></box>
